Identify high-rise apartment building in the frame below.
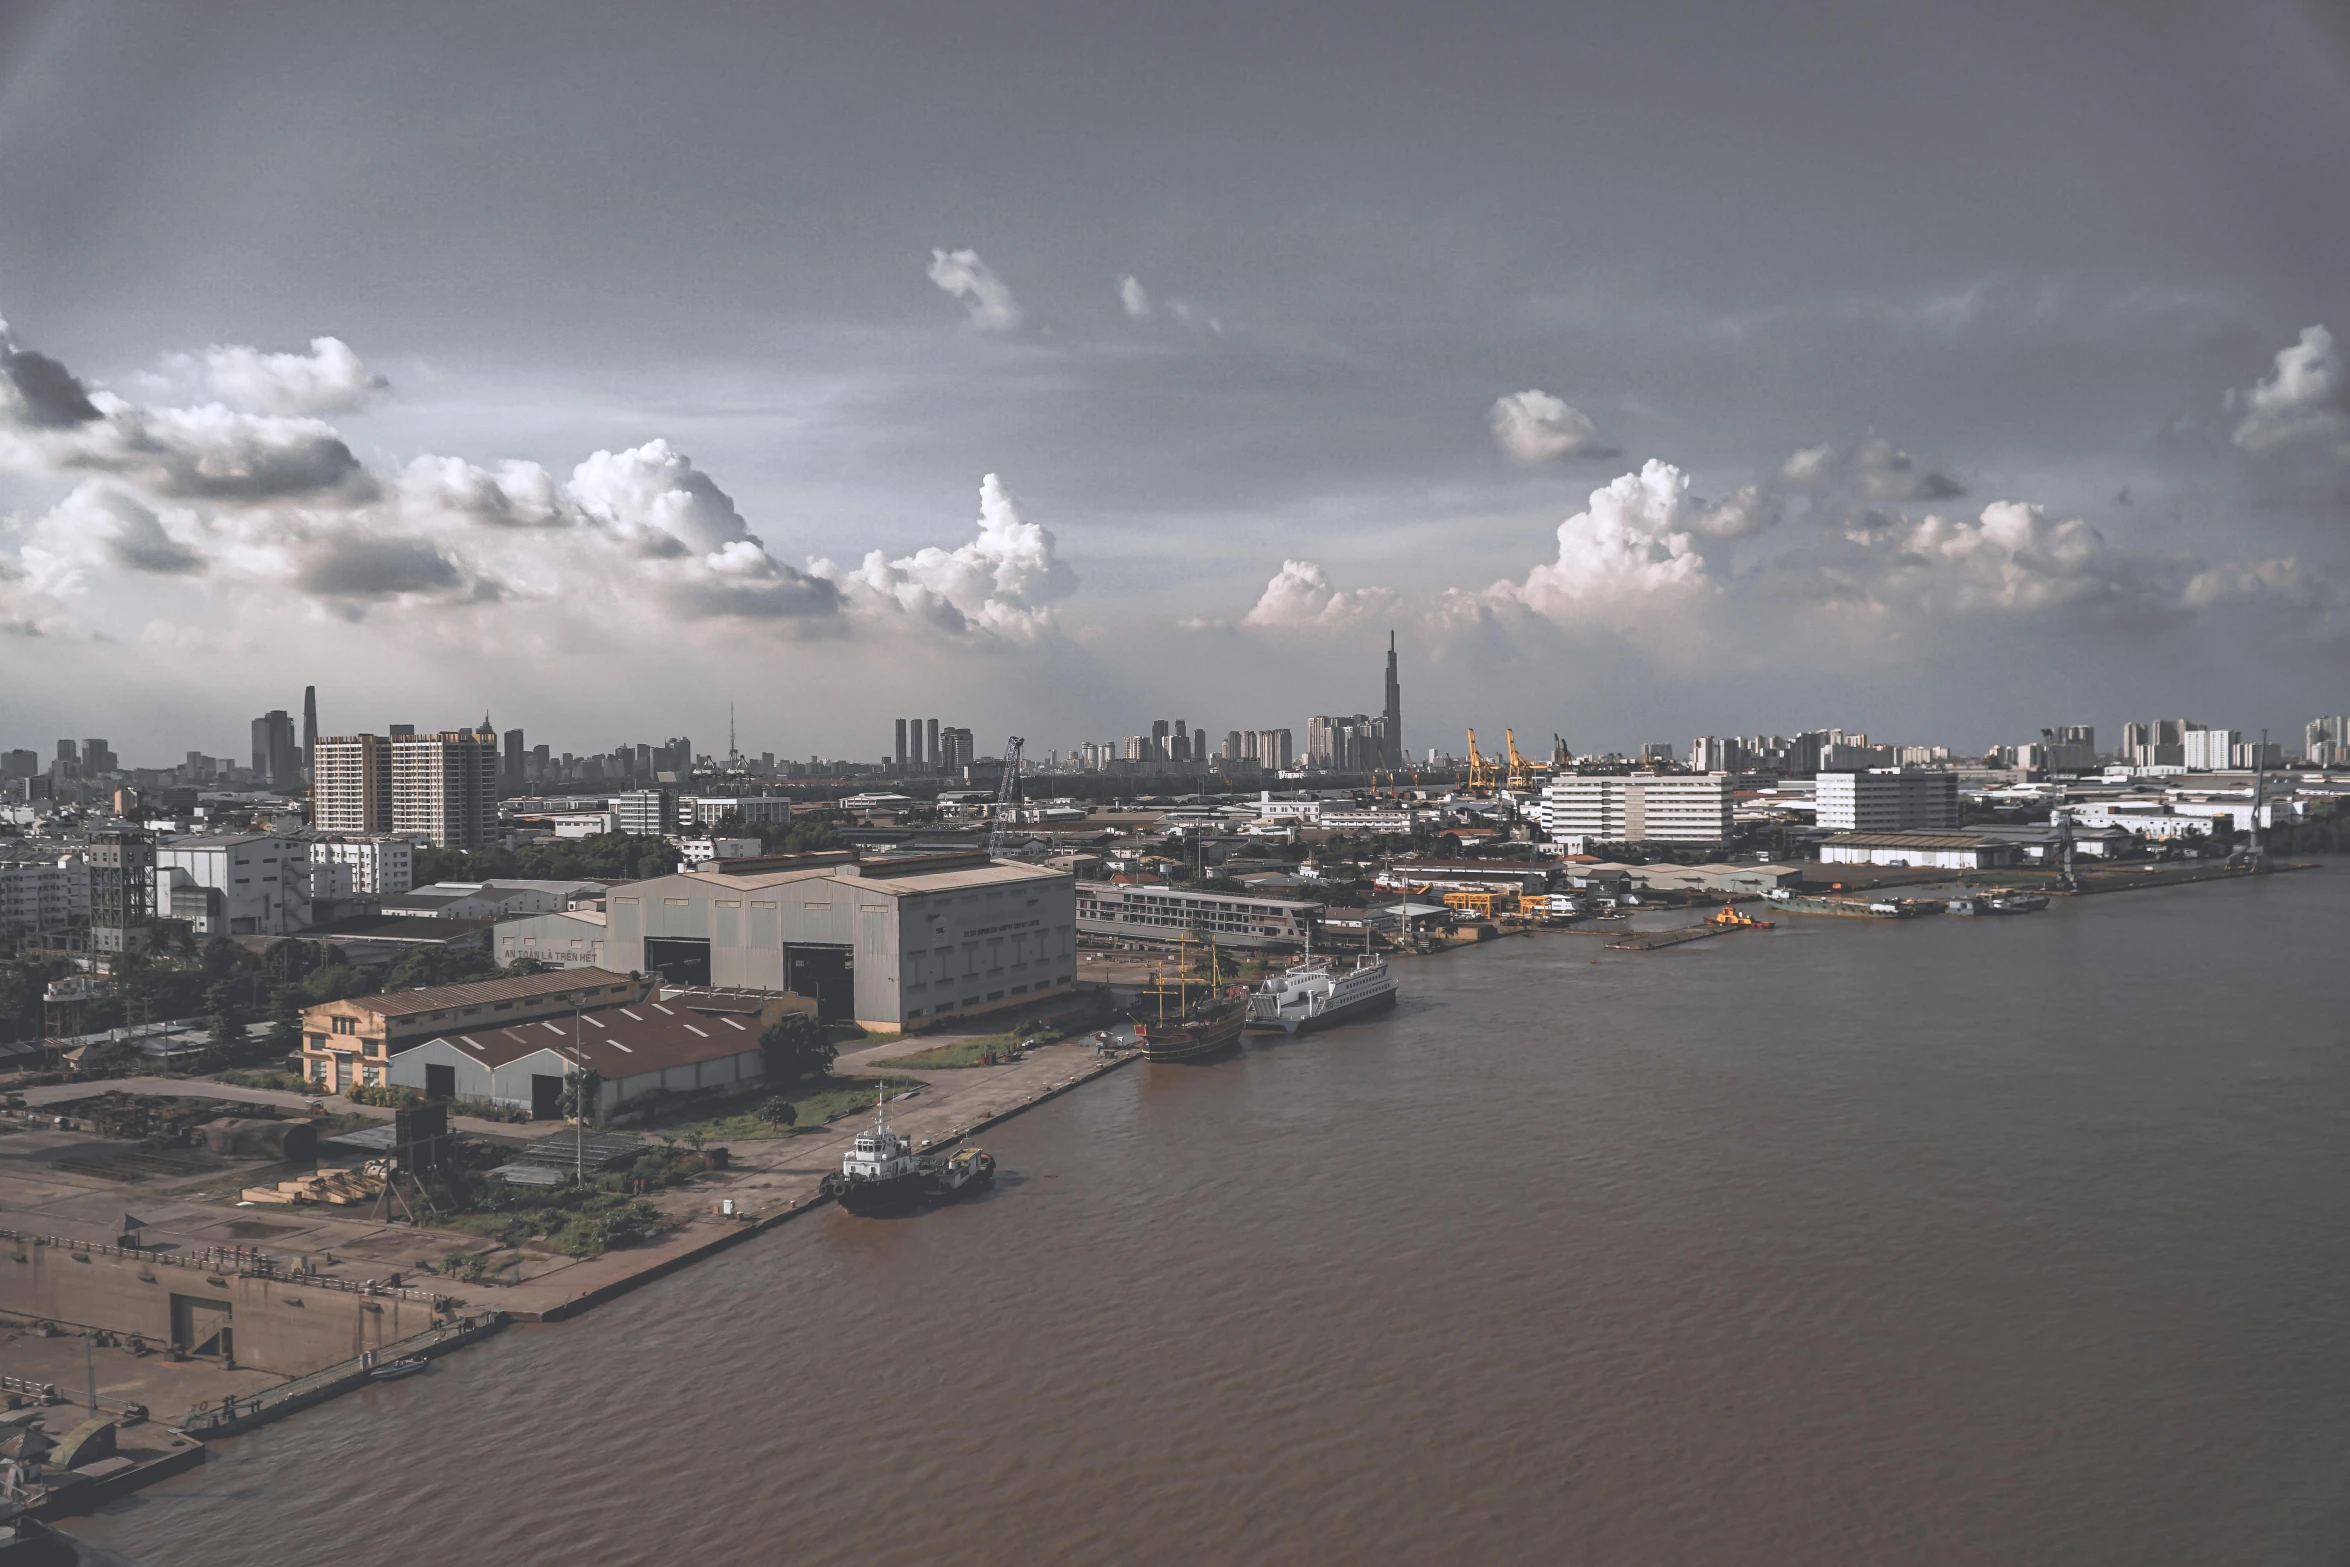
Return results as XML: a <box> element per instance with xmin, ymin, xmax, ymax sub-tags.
<box><xmin>1540</xmin><ymin>774</ymin><xmax>1732</xmax><ymax>844</ymax></box>
<box><xmin>2182</xmin><ymin>727</ymin><xmax>2239</xmax><ymax>772</ymax></box>
<box><xmin>1816</xmin><ymin>768</ymin><xmax>1959</xmax><ymax>832</ymax></box>
<box><xmin>312</xmin><ymin>734</ymin><xmax>393</xmax><ymax>833</ymax></box>
<box><xmin>391</xmin><ymin>729</ymin><xmax>499</xmax><ymax>848</ymax></box>
<box><xmin>2303</xmin><ymin>716</ymin><xmax>2347</xmax><ymax>765</ymax></box>
<box><xmin>251</xmin><ymin>709</ymin><xmax>300</xmax><ymax>788</ymax></box>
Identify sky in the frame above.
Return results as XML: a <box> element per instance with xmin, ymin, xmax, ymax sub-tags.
<box><xmin>2</xmin><ymin>0</ymin><xmax>2348</xmax><ymax>766</ymax></box>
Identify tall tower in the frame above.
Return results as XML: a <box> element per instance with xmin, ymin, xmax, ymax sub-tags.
<box><xmin>1383</xmin><ymin>630</ymin><xmax>1403</xmax><ymax>768</ymax></box>
<box><xmin>301</xmin><ymin>685</ymin><xmax>318</xmax><ymax>777</ymax></box>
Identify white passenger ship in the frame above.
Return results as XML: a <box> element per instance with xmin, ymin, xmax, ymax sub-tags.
<box><xmin>1245</xmin><ymin>933</ymin><xmax>1399</xmax><ymax>1035</ymax></box>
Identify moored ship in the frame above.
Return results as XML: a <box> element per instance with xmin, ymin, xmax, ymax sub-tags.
<box><xmin>821</xmin><ymin>1091</ymin><xmax>997</xmax><ymax>1214</ymax></box>
<box><xmin>1130</xmin><ymin>937</ymin><xmax>1247</xmax><ymax>1062</ymax></box>
<box><xmin>1246</xmin><ymin>932</ymin><xmax>1399</xmax><ymax>1034</ymax></box>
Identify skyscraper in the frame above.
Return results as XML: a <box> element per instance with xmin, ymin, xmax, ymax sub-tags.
<box><xmin>313</xmin><ymin>734</ymin><xmax>393</xmax><ymax>833</ymax></box>
<box><xmin>301</xmin><ymin>685</ymin><xmax>318</xmax><ymax>778</ymax></box>
<box><xmin>251</xmin><ymin>710</ymin><xmax>299</xmax><ymax>789</ymax></box>
<box><xmin>503</xmin><ymin>728</ymin><xmax>526</xmax><ymax>795</ymax></box>
<box><xmin>1383</xmin><ymin>630</ymin><xmax>1403</xmax><ymax>770</ymax></box>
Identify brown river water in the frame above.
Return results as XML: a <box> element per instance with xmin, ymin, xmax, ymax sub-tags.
<box><xmin>74</xmin><ymin>866</ymin><xmax>2350</xmax><ymax>1565</ymax></box>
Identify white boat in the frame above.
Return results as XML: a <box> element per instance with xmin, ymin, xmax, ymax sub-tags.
<box><xmin>1246</xmin><ymin>931</ymin><xmax>1399</xmax><ymax>1035</ymax></box>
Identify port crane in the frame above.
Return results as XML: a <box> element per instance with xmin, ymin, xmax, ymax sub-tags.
<box><xmin>1462</xmin><ymin>729</ymin><xmax>1503</xmax><ymax>793</ymax></box>
<box><xmin>1503</xmin><ymin>729</ymin><xmax>1549</xmax><ymax>793</ymax></box>
<box><xmin>985</xmin><ymin>736</ymin><xmax>1026</xmax><ymax>859</ymax></box>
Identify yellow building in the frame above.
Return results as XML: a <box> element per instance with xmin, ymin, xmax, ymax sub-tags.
<box><xmin>300</xmin><ymin>967</ymin><xmax>647</xmax><ymax>1092</ymax></box>
<box><xmin>1440</xmin><ymin>888</ymin><xmax>1519</xmax><ymax>919</ymax></box>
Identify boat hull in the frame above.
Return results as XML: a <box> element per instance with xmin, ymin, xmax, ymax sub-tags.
<box><xmin>827</xmin><ymin>1169</ymin><xmax>933</xmax><ymax>1215</ymax></box>
<box><xmin>1135</xmin><ymin>1008</ymin><xmax>1245</xmax><ymax>1062</ymax></box>
<box><xmin>1245</xmin><ymin>983</ymin><xmax>1398</xmax><ymax>1035</ymax></box>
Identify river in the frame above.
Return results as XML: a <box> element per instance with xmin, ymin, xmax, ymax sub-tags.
<box><xmin>73</xmin><ymin>867</ymin><xmax>2350</xmax><ymax>1565</ymax></box>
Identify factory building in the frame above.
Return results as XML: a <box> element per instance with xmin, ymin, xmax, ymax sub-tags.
<box><xmin>387</xmin><ymin>986</ymin><xmax>799</xmax><ymax>1119</ymax></box>
<box><xmin>1815</xmin><ymin>768</ymin><xmax>1959</xmax><ymax>833</ymax></box>
<box><xmin>1816</xmin><ymin>832</ymin><xmax>2019</xmax><ymax>870</ymax></box>
<box><xmin>301</xmin><ymin>968</ymin><xmax>647</xmax><ymax>1092</ymax></box>
<box><xmin>604</xmin><ymin>852</ymin><xmax>1076</xmax><ymax>1033</ymax></box>
<box><xmin>153</xmin><ymin>833</ymin><xmax>313</xmax><ymax>937</ymax></box>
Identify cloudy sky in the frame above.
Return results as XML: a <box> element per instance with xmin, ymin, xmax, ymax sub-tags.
<box><xmin>3</xmin><ymin>1</ymin><xmax>2348</xmax><ymax>766</ymax></box>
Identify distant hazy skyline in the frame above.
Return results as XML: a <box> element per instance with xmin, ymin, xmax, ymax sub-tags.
<box><xmin>2</xmin><ymin>1</ymin><xmax>2347</xmax><ymax>763</ymax></box>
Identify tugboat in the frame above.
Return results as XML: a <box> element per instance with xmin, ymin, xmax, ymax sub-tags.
<box><xmin>1131</xmin><ymin>937</ymin><xmax>1247</xmax><ymax>1063</ymax></box>
<box><xmin>820</xmin><ymin>1090</ymin><xmax>997</xmax><ymax>1215</ymax></box>
<box><xmin>1246</xmin><ymin>926</ymin><xmax>1399</xmax><ymax>1034</ymax></box>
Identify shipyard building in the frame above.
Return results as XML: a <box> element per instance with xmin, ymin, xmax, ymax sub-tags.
<box><xmin>1075</xmin><ymin>881</ymin><xmax>1322</xmax><ymax>949</ymax></box>
<box><xmin>603</xmin><ymin>851</ymin><xmax>1075</xmax><ymax>1033</ymax></box>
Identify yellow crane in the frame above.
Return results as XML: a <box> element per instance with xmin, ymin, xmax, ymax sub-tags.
<box><xmin>1463</xmin><ymin>728</ymin><xmax>1499</xmax><ymax>792</ymax></box>
<box><xmin>1503</xmin><ymin>729</ymin><xmax>1548</xmax><ymax>793</ymax></box>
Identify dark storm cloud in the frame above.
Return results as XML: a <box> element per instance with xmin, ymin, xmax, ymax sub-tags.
<box><xmin>296</xmin><ymin>535</ymin><xmax>461</xmax><ymax>599</ymax></box>
<box><xmin>2</xmin><ymin>346</ymin><xmax>100</xmax><ymax>426</ymax></box>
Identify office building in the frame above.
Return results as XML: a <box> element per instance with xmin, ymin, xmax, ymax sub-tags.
<box><xmin>309</xmin><ymin>836</ymin><xmax>415</xmax><ymax>896</ymax></box>
<box><xmin>390</xmin><ymin>727</ymin><xmax>500</xmax><ymax>848</ymax></box>
<box><xmin>1815</xmin><ymin>768</ymin><xmax>1960</xmax><ymax>832</ymax></box>
<box><xmin>252</xmin><ymin>709</ymin><xmax>300</xmax><ymax>789</ymax></box>
<box><xmin>604</xmin><ymin>851</ymin><xmax>1076</xmax><ymax>1032</ymax></box>
<box><xmin>682</xmin><ymin>796</ymin><xmax>793</xmax><ymax>828</ymax></box>
<box><xmin>301</xmin><ymin>686</ymin><xmax>318</xmax><ymax>777</ymax></box>
<box><xmin>81</xmin><ymin>739</ymin><xmax>117</xmax><ymax>777</ymax></box>
<box><xmin>1075</xmin><ymin>881</ymin><xmax>1322</xmax><ymax>950</ymax></box>
<box><xmin>312</xmin><ymin>734</ymin><xmax>393</xmax><ymax>834</ymax></box>
<box><xmin>1540</xmin><ymin>774</ymin><xmax>1733</xmax><ymax>845</ymax></box>
<box><xmin>0</xmin><ymin>855</ymin><xmax>90</xmax><ymax>931</ymax></box>
<box><xmin>612</xmin><ymin>789</ymin><xmax>678</xmax><ymax>836</ymax></box>
<box><xmin>1383</xmin><ymin>631</ymin><xmax>1404</xmax><ymax>771</ymax></box>
<box><xmin>503</xmin><ymin>728</ymin><xmax>526</xmax><ymax>794</ymax></box>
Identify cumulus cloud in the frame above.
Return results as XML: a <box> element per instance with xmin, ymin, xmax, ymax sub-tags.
<box><xmin>1778</xmin><ymin>444</ymin><xmax>1834</xmax><ymax>487</ymax></box>
<box><xmin>397</xmin><ymin>455</ymin><xmax>572</xmax><ymax>529</ymax></box>
<box><xmin>1505</xmin><ymin>460</ymin><xmax>1713</xmax><ymax>616</ymax></box>
<box><xmin>1241</xmin><ymin>559</ymin><xmax>1400</xmax><ymax>628</ymax></box>
<box><xmin>1118</xmin><ymin>275</ymin><xmax>1152</xmax><ymax>318</ymax></box>
<box><xmin>2229</xmin><ymin>326</ymin><xmax>2350</xmax><ymax>491</ymax></box>
<box><xmin>0</xmin><ymin>331</ymin><xmax>102</xmax><ymax>428</ymax></box>
<box><xmin>187</xmin><ymin>336</ymin><xmax>386</xmax><ymax>415</ymax></box>
<box><xmin>927</xmin><ymin>248</ymin><xmax>1022</xmax><ymax>331</ymax></box>
<box><xmin>1690</xmin><ymin>484</ymin><xmax>1776</xmax><ymax>539</ymax></box>
<box><xmin>811</xmin><ymin>473</ymin><xmax>1077</xmax><ymax>641</ymax></box>
<box><xmin>1806</xmin><ymin>499</ymin><xmax>2189</xmax><ymax>627</ymax></box>
<box><xmin>1489</xmin><ymin>389</ymin><xmax>1606</xmax><ymax>463</ymax></box>
<box><xmin>16</xmin><ymin>484</ymin><xmax>204</xmax><ymax>596</ymax></box>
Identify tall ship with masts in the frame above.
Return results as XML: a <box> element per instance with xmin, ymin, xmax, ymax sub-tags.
<box><xmin>1130</xmin><ymin>935</ymin><xmax>1247</xmax><ymax>1063</ymax></box>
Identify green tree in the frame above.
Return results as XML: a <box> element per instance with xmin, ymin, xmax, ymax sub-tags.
<box><xmin>759</xmin><ymin>1013</ymin><xmax>836</xmax><ymax>1088</ymax></box>
<box><xmin>558</xmin><ymin>1068</ymin><xmax>603</xmax><ymax>1123</ymax></box>
<box><xmin>209</xmin><ymin>1011</ymin><xmax>248</xmax><ymax>1054</ymax></box>
<box><xmin>757</xmin><ymin>1096</ymin><xmax>798</xmax><ymax>1129</ymax></box>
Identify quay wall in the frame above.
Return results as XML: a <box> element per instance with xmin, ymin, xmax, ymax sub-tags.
<box><xmin>0</xmin><ymin>1239</ymin><xmax>447</xmax><ymax>1376</ymax></box>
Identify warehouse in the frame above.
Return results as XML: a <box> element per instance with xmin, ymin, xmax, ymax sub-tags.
<box><xmin>604</xmin><ymin>850</ymin><xmax>1076</xmax><ymax>1033</ymax></box>
<box><xmin>1816</xmin><ymin>832</ymin><xmax>2020</xmax><ymax>870</ymax></box>
<box><xmin>387</xmin><ymin>987</ymin><xmax>797</xmax><ymax>1118</ymax></box>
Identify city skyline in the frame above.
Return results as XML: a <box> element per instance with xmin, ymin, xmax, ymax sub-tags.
<box><xmin>3</xmin><ymin>4</ymin><xmax>2348</xmax><ymax>752</ymax></box>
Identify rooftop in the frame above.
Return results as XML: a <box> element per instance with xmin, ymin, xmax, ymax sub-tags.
<box><xmin>397</xmin><ymin>987</ymin><xmax>783</xmax><ymax>1076</ymax></box>
<box><xmin>335</xmin><ymin>966</ymin><xmax>639</xmax><ymax>1020</ymax></box>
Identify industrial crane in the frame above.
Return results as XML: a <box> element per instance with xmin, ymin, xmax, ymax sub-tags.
<box><xmin>1503</xmin><ymin>729</ymin><xmax>1548</xmax><ymax>793</ymax></box>
<box><xmin>1463</xmin><ymin>729</ymin><xmax>1499</xmax><ymax>793</ymax></box>
<box><xmin>985</xmin><ymin>736</ymin><xmax>1026</xmax><ymax>859</ymax></box>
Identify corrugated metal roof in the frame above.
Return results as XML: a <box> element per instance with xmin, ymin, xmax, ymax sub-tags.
<box><xmin>398</xmin><ymin>990</ymin><xmax>786</xmax><ymax>1077</ymax></box>
<box><xmin>354</xmin><ymin>967</ymin><xmax>638</xmax><ymax>1019</ymax></box>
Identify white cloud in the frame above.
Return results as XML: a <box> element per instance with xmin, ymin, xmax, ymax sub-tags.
<box><xmin>1488</xmin><ymin>389</ymin><xmax>1603</xmax><ymax>463</ymax></box>
<box><xmin>1778</xmin><ymin>444</ymin><xmax>1834</xmax><ymax>487</ymax></box>
<box><xmin>1241</xmin><ymin>559</ymin><xmax>1400</xmax><ymax>629</ymax></box>
<box><xmin>1850</xmin><ymin>437</ymin><xmax>1963</xmax><ymax>503</ymax></box>
<box><xmin>188</xmin><ymin>336</ymin><xmax>386</xmax><ymax>415</ymax></box>
<box><xmin>2230</xmin><ymin>325</ymin><xmax>2350</xmax><ymax>464</ymax></box>
<box><xmin>397</xmin><ymin>455</ymin><xmax>571</xmax><ymax>529</ymax></box>
<box><xmin>1691</xmin><ymin>484</ymin><xmax>1775</xmax><ymax>539</ymax></box>
<box><xmin>1118</xmin><ymin>275</ymin><xmax>1153</xmax><ymax>318</ymax></box>
<box><xmin>811</xmin><ymin>473</ymin><xmax>1077</xmax><ymax>641</ymax></box>
<box><xmin>1504</xmin><ymin>460</ymin><xmax>1712</xmax><ymax>617</ymax></box>
<box><xmin>1811</xmin><ymin>499</ymin><xmax>2186</xmax><ymax>625</ymax></box>
<box><xmin>17</xmin><ymin>483</ymin><xmax>204</xmax><ymax>597</ymax></box>
<box><xmin>927</xmin><ymin>248</ymin><xmax>1022</xmax><ymax>331</ymax></box>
